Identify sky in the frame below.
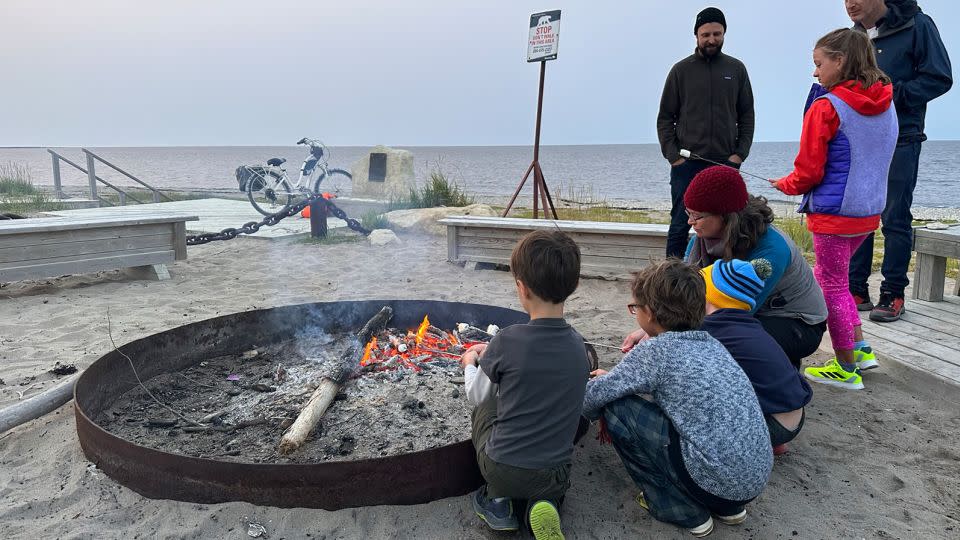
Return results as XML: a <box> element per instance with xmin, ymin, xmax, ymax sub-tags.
<box><xmin>1</xmin><ymin>0</ymin><xmax>958</xmax><ymax>147</ymax></box>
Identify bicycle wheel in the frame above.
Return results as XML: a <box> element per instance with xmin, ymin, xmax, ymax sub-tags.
<box><xmin>313</xmin><ymin>168</ymin><xmax>353</xmax><ymax>198</ymax></box>
<box><xmin>247</xmin><ymin>172</ymin><xmax>293</xmax><ymax>216</ymax></box>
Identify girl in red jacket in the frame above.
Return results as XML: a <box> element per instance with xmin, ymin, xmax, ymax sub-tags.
<box><xmin>772</xmin><ymin>28</ymin><xmax>897</xmax><ymax>390</ymax></box>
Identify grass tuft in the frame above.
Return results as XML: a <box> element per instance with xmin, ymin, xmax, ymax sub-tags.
<box><xmin>0</xmin><ymin>162</ymin><xmax>39</xmax><ymax>196</ymax></box>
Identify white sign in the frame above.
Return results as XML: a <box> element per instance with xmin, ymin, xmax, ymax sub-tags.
<box><xmin>527</xmin><ymin>10</ymin><xmax>560</xmax><ymax>62</ymax></box>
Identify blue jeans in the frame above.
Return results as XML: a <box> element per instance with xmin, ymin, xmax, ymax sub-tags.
<box><xmin>849</xmin><ymin>141</ymin><xmax>922</xmax><ymax>298</ymax></box>
<box><xmin>667</xmin><ymin>160</ymin><xmax>715</xmax><ymax>258</ymax></box>
<box><xmin>603</xmin><ymin>396</ymin><xmax>748</xmax><ymax>529</ymax></box>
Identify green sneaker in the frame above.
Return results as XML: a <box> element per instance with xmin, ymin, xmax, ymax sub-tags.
<box><xmin>528</xmin><ymin>500</ymin><xmax>564</xmax><ymax>540</ymax></box>
<box><xmin>855</xmin><ymin>346</ymin><xmax>879</xmax><ymax>371</ymax></box>
<box><xmin>804</xmin><ymin>359</ymin><xmax>863</xmax><ymax>390</ymax></box>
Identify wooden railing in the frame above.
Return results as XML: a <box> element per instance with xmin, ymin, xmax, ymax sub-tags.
<box><xmin>47</xmin><ymin>148</ymin><xmax>173</xmax><ymax>206</ymax></box>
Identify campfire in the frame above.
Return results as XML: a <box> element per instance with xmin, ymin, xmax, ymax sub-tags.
<box><xmin>358</xmin><ymin>315</ymin><xmax>497</xmax><ymax>373</ymax></box>
<box><xmin>94</xmin><ymin>306</ymin><xmax>502</xmax><ymax>464</ymax></box>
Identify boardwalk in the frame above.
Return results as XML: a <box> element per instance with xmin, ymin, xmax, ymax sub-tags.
<box><xmin>820</xmin><ymin>278</ymin><xmax>960</xmax><ymax>385</ymax></box>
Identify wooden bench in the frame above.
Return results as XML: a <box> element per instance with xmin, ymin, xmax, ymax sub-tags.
<box><xmin>438</xmin><ymin>216</ymin><xmax>670</xmax><ymax>277</ymax></box>
<box><xmin>912</xmin><ymin>225</ymin><xmax>960</xmax><ymax>302</ymax></box>
<box><xmin>0</xmin><ymin>214</ymin><xmax>198</xmax><ymax>283</ymax></box>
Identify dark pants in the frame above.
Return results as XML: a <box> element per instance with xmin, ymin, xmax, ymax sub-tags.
<box><xmin>849</xmin><ymin>141</ymin><xmax>923</xmax><ymax>298</ymax></box>
<box><xmin>667</xmin><ymin>160</ymin><xmax>715</xmax><ymax>258</ymax></box>
<box><xmin>757</xmin><ymin>316</ymin><xmax>826</xmax><ymax>370</ymax></box>
<box><xmin>471</xmin><ymin>397</ymin><xmax>571</xmax><ymax>502</ymax></box>
<box><xmin>765</xmin><ymin>410</ymin><xmax>805</xmax><ymax>446</ymax></box>
<box><xmin>603</xmin><ymin>395</ymin><xmax>750</xmax><ymax>529</ymax></box>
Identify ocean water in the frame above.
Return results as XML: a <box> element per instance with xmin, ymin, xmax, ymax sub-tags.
<box><xmin>1</xmin><ymin>142</ymin><xmax>958</xmax><ymax>208</ymax></box>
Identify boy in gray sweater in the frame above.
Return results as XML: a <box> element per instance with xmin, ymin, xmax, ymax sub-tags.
<box><xmin>583</xmin><ymin>259</ymin><xmax>772</xmax><ymax>537</ymax></box>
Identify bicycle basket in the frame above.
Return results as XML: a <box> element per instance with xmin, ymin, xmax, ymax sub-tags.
<box><xmin>235</xmin><ymin>165</ymin><xmax>277</xmax><ymax>192</ymax></box>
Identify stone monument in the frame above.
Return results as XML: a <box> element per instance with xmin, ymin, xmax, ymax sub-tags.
<box><xmin>350</xmin><ymin>145</ymin><xmax>415</xmax><ymax>200</ymax></box>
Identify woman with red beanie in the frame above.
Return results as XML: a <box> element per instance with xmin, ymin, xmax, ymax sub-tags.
<box><xmin>624</xmin><ymin>165</ymin><xmax>829</xmax><ymax>370</ymax></box>
<box><xmin>771</xmin><ymin>28</ymin><xmax>897</xmax><ymax>390</ymax></box>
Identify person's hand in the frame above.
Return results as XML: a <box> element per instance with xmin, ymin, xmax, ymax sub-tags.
<box><xmin>768</xmin><ymin>179</ymin><xmax>783</xmax><ymax>192</ymax></box>
<box><xmin>621</xmin><ymin>328</ymin><xmax>648</xmax><ymax>353</ymax></box>
<box><xmin>590</xmin><ymin>369</ymin><xmax>609</xmax><ymax>378</ymax></box>
<box><xmin>460</xmin><ymin>343</ymin><xmax>487</xmax><ymax>368</ymax></box>
<box><xmin>727</xmin><ymin>154</ymin><xmax>743</xmax><ymax>165</ymax></box>
<box><xmin>671</xmin><ymin>158</ymin><xmax>686</xmax><ymax>167</ymax></box>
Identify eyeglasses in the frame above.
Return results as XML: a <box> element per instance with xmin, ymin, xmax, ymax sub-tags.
<box><xmin>627</xmin><ymin>303</ymin><xmax>641</xmax><ymax>315</ymax></box>
<box><xmin>684</xmin><ymin>209</ymin><xmax>713</xmax><ymax>222</ymax></box>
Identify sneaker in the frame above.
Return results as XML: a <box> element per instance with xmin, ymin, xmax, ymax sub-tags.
<box><xmin>714</xmin><ymin>508</ymin><xmax>747</xmax><ymax>525</ymax></box>
<box><xmin>852</xmin><ymin>291</ymin><xmax>874</xmax><ymax>311</ymax></box>
<box><xmin>772</xmin><ymin>443</ymin><xmax>789</xmax><ymax>456</ymax></box>
<box><xmin>637</xmin><ymin>492</ymin><xmax>714</xmax><ymax>537</ymax></box>
<box><xmin>804</xmin><ymin>358</ymin><xmax>864</xmax><ymax>390</ymax></box>
<box><xmin>471</xmin><ymin>486</ymin><xmax>519</xmax><ymax>531</ymax></box>
<box><xmin>528</xmin><ymin>500</ymin><xmax>564</xmax><ymax>540</ymax></box>
<box><xmin>870</xmin><ymin>293</ymin><xmax>905</xmax><ymax>322</ymax></box>
<box><xmin>855</xmin><ymin>346</ymin><xmax>880</xmax><ymax>371</ymax></box>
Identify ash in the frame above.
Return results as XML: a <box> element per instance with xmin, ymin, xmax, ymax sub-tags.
<box><xmin>95</xmin><ymin>330</ymin><xmax>475</xmax><ymax>464</ymax></box>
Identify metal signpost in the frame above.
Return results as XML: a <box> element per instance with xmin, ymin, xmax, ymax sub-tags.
<box><xmin>502</xmin><ymin>9</ymin><xmax>561</xmax><ymax>219</ymax></box>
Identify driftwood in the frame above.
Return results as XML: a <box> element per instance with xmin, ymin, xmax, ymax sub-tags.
<box><xmin>0</xmin><ymin>374</ymin><xmax>78</xmax><ymax>435</ymax></box>
<box><xmin>278</xmin><ymin>306</ymin><xmax>393</xmax><ymax>454</ymax></box>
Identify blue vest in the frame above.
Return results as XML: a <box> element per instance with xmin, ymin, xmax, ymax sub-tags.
<box><xmin>798</xmin><ymin>84</ymin><xmax>898</xmax><ymax>217</ymax></box>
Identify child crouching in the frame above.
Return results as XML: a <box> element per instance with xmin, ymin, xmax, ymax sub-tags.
<box><xmin>699</xmin><ymin>258</ymin><xmax>812</xmax><ymax>456</ymax></box>
<box><xmin>461</xmin><ymin>230</ymin><xmax>589</xmax><ymax>539</ymax></box>
<box><xmin>583</xmin><ymin>259</ymin><xmax>772</xmax><ymax>537</ymax></box>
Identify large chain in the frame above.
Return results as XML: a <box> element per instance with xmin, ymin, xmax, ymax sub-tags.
<box><xmin>185</xmin><ymin>194</ymin><xmax>371</xmax><ymax>246</ymax></box>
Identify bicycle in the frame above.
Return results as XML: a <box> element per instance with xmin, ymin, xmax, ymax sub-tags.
<box><xmin>236</xmin><ymin>138</ymin><xmax>353</xmax><ymax>216</ymax></box>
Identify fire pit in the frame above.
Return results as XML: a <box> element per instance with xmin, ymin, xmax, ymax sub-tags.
<box><xmin>74</xmin><ymin>300</ymin><xmax>529</xmax><ymax>509</ymax></box>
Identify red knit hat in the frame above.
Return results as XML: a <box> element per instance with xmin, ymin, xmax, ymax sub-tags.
<box><xmin>683</xmin><ymin>166</ymin><xmax>748</xmax><ymax>214</ymax></box>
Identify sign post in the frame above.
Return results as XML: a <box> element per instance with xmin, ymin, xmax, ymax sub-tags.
<box><xmin>502</xmin><ymin>10</ymin><xmax>561</xmax><ymax>219</ymax></box>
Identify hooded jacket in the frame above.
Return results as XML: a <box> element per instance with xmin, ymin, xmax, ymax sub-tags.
<box><xmin>853</xmin><ymin>0</ymin><xmax>952</xmax><ymax>142</ymax></box>
<box><xmin>774</xmin><ymin>81</ymin><xmax>898</xmax><ymax>235</ymax></box>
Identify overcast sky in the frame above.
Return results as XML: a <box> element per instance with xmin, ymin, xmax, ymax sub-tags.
<box><xmin>1</xmin><ymin>0</ymin><xmax>957</xmax><ymax>147</ymax></box>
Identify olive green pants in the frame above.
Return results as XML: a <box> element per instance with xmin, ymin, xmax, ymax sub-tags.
<box><xmin>471</xmin><ymin>397</ymin><xmax>571</xmax><ymax>501</ymax></box>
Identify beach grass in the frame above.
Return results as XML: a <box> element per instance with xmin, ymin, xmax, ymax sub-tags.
<box><xmin>408</xmin><ymin>168</ymin><xmax>473</xmax><ymax>208</ymax></box>
<box><xmin>0</xmin><ymin>162</ymin><xmax>39</xmax><ymax>196</ymax></box>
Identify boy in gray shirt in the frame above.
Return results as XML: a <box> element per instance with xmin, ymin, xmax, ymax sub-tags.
<box><xmin>583</xmin><ymin>259</ymin><xmax>772</xmax><ymax>537</ymax></box>
<box><xmin>460</xmin><ymin>230</ymin><xmax>589</xmax><ymax>539</ymax></box>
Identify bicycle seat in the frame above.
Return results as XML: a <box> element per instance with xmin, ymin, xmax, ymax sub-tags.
<box><xmin>267</xmin><ymin>157</ymin><xmax>286</xmax><ymax>167</ymax></box>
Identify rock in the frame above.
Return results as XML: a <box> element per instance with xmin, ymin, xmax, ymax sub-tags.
<box><xmin>926</xmin><ymin>222</ymin><xmax>950</xmax><ymax>230</ymax></box>
<box><xmin>450</xmin><ymin>388</ymin><xmax>460</xmax><ymax>398</ymax></box>
<box><xmin>368</xmin><ymin>229</ymin><xmax>400</xmax><ymax>246</ymax></box>
<box><xmin>226</xmin><ymin>388</ymin><xmax>242</xmax><ymax>396</ymax></box>
<box><xmin>449</xmin><ymin>376</ymin><xmax>465</xmax><ymax>385</ymax></box>
<box><xmin>384</xmin><ymin>204</ymin><xmax>497</xmax><ymax>236</ymax></box>
<box><xmin>351</xmin><ymin>145</ymin><xmax>415</xmax><ymax>200</ymax></box>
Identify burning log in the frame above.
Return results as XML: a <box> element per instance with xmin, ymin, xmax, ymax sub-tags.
<box><xmin>278</xmin><ymin>306</ymin><xmax>393</xmax><ymax>454</ymax></box>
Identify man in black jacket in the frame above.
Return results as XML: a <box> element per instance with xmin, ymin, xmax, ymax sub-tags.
<box><xmin>657</xmin><ymin>7</ymin><xmax>755</xmax><ymax>258</ymax></box>
<box><xmin>845</xmin><ymin>0</ymin><xmax>953</xmax><ymax>322</ymax></box>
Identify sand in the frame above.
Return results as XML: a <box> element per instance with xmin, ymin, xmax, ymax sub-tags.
<box><xmin>1</xmin><ymin>230</ymin><xmax>959</xmax><ymax>539</ymax></box>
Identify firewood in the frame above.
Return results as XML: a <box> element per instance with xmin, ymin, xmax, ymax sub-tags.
<box><xmin>278</xmin><ymin>306</ymin><xmax>393</xmax><ymax>454</ymax></box>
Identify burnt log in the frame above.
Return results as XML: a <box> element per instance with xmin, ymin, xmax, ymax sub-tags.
<box><xmin>278</xmin><ymin>306</ymin><xmax>393</xmax><ymax>454</ymax></box>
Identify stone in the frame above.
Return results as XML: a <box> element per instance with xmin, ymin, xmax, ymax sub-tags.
<box><xmin>368</xmin><ymin>229</ymin><xmax>400</xmax><ymax>246</ymax></box>
<box><xmin>350</xmin><ymin>145</ymin><xmax>415</xmax><ymax>200</ymax></box>
<box><xmin>384</xmin><ymin>204</ymin><xmax>497</xmax><ymax>236</ymax></box>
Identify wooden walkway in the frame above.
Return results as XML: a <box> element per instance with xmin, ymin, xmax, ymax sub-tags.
<box><xmin>820</xmin><ymin>279</ymin><xmax>960</xmax><ymax>385</ymax></box>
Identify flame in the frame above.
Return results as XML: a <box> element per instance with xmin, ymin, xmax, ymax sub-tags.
<box><xmin>360</xmin><ymin>336</ymin><xmax>377</xmax><ymax>366</ymax></box>
<box><xmin>415</xmin><ymin>315</ymin><xmax>430</xmax><ymax>346</ymax></box>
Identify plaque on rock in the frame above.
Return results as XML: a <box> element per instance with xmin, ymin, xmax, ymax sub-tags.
<box><xmin>368</xmin><ymin>153</ymin><xmax>387</xmax><ymax>182</ymax></box>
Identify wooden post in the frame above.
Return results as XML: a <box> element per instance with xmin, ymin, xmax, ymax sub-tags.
<box><xmin>51</xmin><ymin>153</ymin><xmax>63</xmax><ymax>200</ymax></box>
<box><xmin>86</xmin><ymin>152</ymin><xmax>99</xmax><ymax>205</ymax></box>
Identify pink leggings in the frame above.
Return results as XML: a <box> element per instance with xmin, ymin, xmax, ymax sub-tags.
<box><xmin>813</xmin><ymin>233</ymin><xmax>868</xmax><ymax>352</ymax></box>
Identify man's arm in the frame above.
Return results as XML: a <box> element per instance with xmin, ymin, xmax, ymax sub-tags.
<box><xmin>894</xmin><ymin>15</ymin><xmax>952</xmax><ymax>112</ymax></box>
<box><xmin>733</xmin><ymin>65</ymin><xmax>756</xmax><ymax>161</ymax></box>
<box><xmin>657</xmin><ymin>66</ymin><xmax>683</xmax><ymax>163</ymax></box>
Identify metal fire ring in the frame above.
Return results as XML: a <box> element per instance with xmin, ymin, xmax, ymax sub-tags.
<box><xmin>74</xmin><ymin>300</ymin><xmax>529</xmax><ymax>509</ymax></box>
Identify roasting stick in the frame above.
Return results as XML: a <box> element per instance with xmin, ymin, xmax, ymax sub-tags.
<box><xmin>679</xmin><ymin>149</ymin><xmax>772</xmax><ymax>184</ymax></box>
<box><xmin>278</xmin><ymin>306</ymin><xmax>393</xmax><ymax>454</ymax></box>
<box><xmin>584</xmin><ymin>341</ymin><xmax>622</xmax><ymax>351</ymax></box>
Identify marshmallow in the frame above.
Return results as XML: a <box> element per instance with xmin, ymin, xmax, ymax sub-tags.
<box><xmin>679</xmin><ymin>149</ymin><xmax>692</xmax><ymax>158</ymax></box>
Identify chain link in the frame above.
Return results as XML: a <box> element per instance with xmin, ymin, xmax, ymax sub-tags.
<box><xmin>185</xmin><ymin>194</ymin><xmax>371</xmax><ymax>246</ymax></box>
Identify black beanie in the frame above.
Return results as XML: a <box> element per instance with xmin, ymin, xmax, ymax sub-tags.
<box><xmin>695</xmin><ymin>7</ymin><xmax>726</xmax><ymax>33</ymax></box>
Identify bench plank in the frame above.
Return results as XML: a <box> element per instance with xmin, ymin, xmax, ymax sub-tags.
<box><xmin>0</xmin><ymin>213</ymin><xmax>196</xmax><ymax>283</ymax></box>
<box><xmin>442</xmin><ymin>217</ymin><xmax>670</xmax><ymax>277</ymax></box>
<box><xmin>912</xmin><ymin>226</ymin><xmax>960</xmax><ymax>302</ymax></box>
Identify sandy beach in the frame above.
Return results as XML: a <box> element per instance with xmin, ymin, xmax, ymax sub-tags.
<box><xmin>2</xmin><ymin>229</ymin><xmax>959</xmax><ymax>539</ymax></box>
